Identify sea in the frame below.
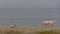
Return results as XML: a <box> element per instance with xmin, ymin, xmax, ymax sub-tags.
<box><xmin>0</xmin><ymin>8</ymin><xmax>60</xmax><ymax>27</ymax></box>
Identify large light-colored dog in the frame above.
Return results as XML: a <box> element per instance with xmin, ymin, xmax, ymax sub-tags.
<box><xmin>42</xmin><ymin>20</ymin><xmax>56</xmax><ymax>27</ymax></box>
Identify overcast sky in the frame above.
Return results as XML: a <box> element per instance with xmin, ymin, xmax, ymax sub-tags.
<box><xmin>56</xmin><ymin>0</ymin><xmax>60</xmax><ymax>8</ymax></box>
<box><xmin>0</xmin><ymin>0</ymin><xmax>58</xmax><ymax>8</ymax></box>
<box><xmin>0</xmin><ymin>0</ymin><xmax>59</xmax><ymax>18</ymax></box>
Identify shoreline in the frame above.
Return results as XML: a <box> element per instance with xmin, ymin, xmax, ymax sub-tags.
<box><xmin>0</xmin><ymin>26</ymin><xmax>60</xmax><ymax>31</ymax></box>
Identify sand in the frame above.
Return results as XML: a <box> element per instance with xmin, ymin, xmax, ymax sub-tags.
<box><xmin>0</xmin><ymin>26</ymin><xmax>60</xmax><ymax>34</ymax></box>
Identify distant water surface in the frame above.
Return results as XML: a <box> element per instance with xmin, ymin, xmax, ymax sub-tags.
<box><xmin>0</xmin><ymin>8</ymin><xmax>59</xmax><ymax>27</ymax></box>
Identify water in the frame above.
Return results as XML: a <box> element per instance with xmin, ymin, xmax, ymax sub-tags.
<box><xmin>0</xmin><ymin>8</ymin><xmax>59</xmax><ymax>27</ymax></box>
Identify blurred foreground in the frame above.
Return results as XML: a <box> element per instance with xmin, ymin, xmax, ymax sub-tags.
<box><xmin>0</xmin><ymin>26</ymin><xmax>60</xmax><ymax>34</ymax></box>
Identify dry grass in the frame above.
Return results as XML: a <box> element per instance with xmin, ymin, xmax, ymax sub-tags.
<box><xmin>0</xmin><ymin>26</ymin><xmax>60</xmax><ymax>34</ymax></box>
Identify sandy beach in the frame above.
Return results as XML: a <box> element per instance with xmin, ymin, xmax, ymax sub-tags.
<box><xmin>0</xmin><ymin>26</ymin><xmax>60</xmax><ymax>31</ymax></box>
<box><xmin>0</xmin><ymin>26</ymin><xmax>60</xmax><ymax>34</ymax></box>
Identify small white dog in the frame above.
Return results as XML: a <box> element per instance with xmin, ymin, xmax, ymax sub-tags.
<box><xmin>10</xmin><ymin>24</ymin><xmax>16</xmax><ymax>28</ymax></box>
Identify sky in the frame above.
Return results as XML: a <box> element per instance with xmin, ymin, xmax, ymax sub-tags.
<box><xmin>0</xmin><ymin>0</ymin><xmax>58</xmax><ymax>8</ymax></box>
<box><xmin>0</xmin><ymin>0</ymin><xmax>59</xmax><ymax>18</ymax></box>
<box><xmin>56</xmin><ymin>0</ymin><xmax>60</xmax><ymax>8</ymax></box>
